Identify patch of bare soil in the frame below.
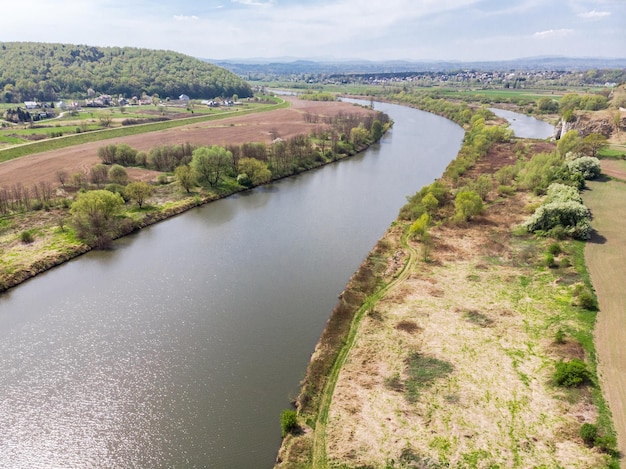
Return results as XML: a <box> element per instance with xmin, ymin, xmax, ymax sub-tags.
<box><xmin>0</xmin><ymin>97</ymin><xmax>369</xmax><ymax>190</ymax></box>
<box><xmin>584</xmin><ymin>179</ymin><xmax>626</xmax><ymax>465</ymax></box>
<box><xmin>600</xmin><ymin>159</ymin><xmax>626</xmax><ymax>181</ymax></box>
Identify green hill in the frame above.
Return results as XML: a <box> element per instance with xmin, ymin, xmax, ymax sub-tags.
<box><xmin>0</xmin><ymin>42</ymin><xmax>253</xmax><ymax>102</ymax></box>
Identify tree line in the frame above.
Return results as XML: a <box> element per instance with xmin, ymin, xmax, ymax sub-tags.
<box><xmin>0</xmin><ymin>42</ymin><xmax>253</xmax><ymax>103</ymax></box>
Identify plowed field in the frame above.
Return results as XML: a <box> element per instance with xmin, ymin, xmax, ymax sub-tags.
<box><xmin>0</xmin><ymin>97</ymin><xmax>368</xmax><ymax>189</ymax></box>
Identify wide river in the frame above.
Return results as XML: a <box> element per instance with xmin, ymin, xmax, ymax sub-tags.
<box><xmin>0</xmin><ymin>101</ymin><xmax>464</xmax><ymax>468</ymax></box>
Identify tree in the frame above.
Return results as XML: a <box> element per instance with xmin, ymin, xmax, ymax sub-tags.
<box><xmin>350</xmin><ymin>124</ymin><xmax>369</xmax><ymax>147</ymax></box>
<box><xmin>557</xmin><ymin>130</ymin><xmax>581</xmax><ymax>157</ymax></box>
<box><xmin>237</xmin><ymin>157</ymin><xmax>271</xmax><ymax>186</ymax></box>
<box><xmin>90</xmin><ymin>163</ymin><xmax>109</xmax><ymax>187</ymax></box>
<box><xmin>70</xmin><ymin>190</ymin><xmax>124</xmax><ymax>248</ymax></box>
<box><xmin>370</xmin><ymin>119</ymin><xmax>383</xmax><ymax>141</ymax></box>
<box><xmin>125</xmin><ymin>181</ymin><xmax>153</xmax><ymax>208</ymax></box>
<box><xmin>115</xmin><ymin>143</ymin><xmax>138</xmax><ymax>166</ymax></box>
<box><xmin>454</xmin><ymin>190</ymin><xmax>483</xmax><ymax>223</ymax></box>
<box><xmin>174</xmin><ymin>164</ymin><xmax>197</xmax><ymax>193</ymax></box>
<box><xmin>537</xmin><ymin>97</ymin><xmax>559</xmax><ymax>113</ymax></box>
<box><xmin>56</xmin><ymin>169</ymin><xmax>68</xmax><ymax>188</ymax></box>
<box><xmin>191</xmin><ymin>145</ymin><xmax>232</xmax><ymax>187</ymax></box>
<box><xmin>108</xmin><ymin>164</ymin><xmax>129</xmax><ymax>185</ymax></box>
<box><xmin>98</xmin><ymin>144</ymin><xmax>118</xmax><ymax>164</ymax></box>
<box><xmin>421</xmin><ymin>192</ymin><xmax>439</xmax><ymax>213</ymax></box>
<box><xmin>581</xmin><ymin>133</ymin><xmax>607</xmax><ymax>157</ymax></box>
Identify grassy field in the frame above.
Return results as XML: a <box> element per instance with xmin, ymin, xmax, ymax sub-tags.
<box><xmin>584</xmin><ymin>176</ymin><xmax>626</xmax><ymax>465</ymax></box>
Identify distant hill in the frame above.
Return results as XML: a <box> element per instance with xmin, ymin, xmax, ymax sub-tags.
<box><xmin>0</xmin><ymin>42</ymin><xmax>253</xmax><ymax>103</ymax></box>
<box><xmin>207</xmin><ymin>56</ymin><xmax>626</xmax><ymax>76</ymax></box>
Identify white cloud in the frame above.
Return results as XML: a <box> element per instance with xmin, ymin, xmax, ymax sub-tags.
<box><xmin>533</xmin><ymin>29</ymin><xmax>574</xmax><ymax>38</ymax></box>
<box><xmin>174</xmin><ymin>14</ymin><xmax>199</xmax><ymax>21</ymax></box>
<box><xmin>231</xmin><ymin>0</ymin><xmax>276</xmax><ymax>6</ymax></box>
<box><xmin>578</xmin><ymin>9</ymin><xmax>611</xmax><ymax>18</ymax></box>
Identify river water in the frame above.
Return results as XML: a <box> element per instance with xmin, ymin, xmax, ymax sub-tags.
<box><xmin>0</xmin><ymin>101</ymin><xmax>464</xmax><ymax>468</ymax></box>
<box><xmin>490</xmin><ymin>107</ymin><xmax>554</xmax><ymax>139</ymax></box>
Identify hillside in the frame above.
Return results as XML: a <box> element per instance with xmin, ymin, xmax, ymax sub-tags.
<box><xmin>0</xmin><ymin>42</ymin><xmax>252</xmax><ymax>102</ymax></box>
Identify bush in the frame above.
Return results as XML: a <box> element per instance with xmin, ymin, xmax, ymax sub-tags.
<box><xmin>579</xmin><ymin>423</ymin><xmax>598</xmax><ymax>446</ymax></box>
<box><xmin>544</xmin><ymin>183</ymin><xmax>583</xmax><ymax>205</ymax></box>
<box><xmin>524</xmin><ymin>201</ymin><xmax>592</xmax><ymax>240</ymax></box>
<box><xmin>497</xmin><ymin>185</ymin><xmax>515</xmax><ymax>196</ymax></box>
<box><xmin>554</xmin><ymin>329</ymin><xmax>566</xmax><ymax>344</ymax></box>
<box><xmin>548</xmin><ymin>242</ymin><xmax>562</xmax><ymax>256</ymax></box>
<box><xmin>108</xmin><ymin>164</ymin><xmax>129</xmax><ymax>185</ymax></box>
<box><xmin>280</xmin><ymin>409</ymin><xmax>298</xmax><ymax>437</ymax></box>
<box><xmin>543</xmin><ymin>252</ymin><xmax>556</xmax><ymax>268</ymax></box>
<box><xmin>577</xmin><ymin>289</ymin><xmax>598</xmax><ymax>311</ymax></box>
<box><xmin>454</xmin><ymin>190</ymin><xmax>483</xmax><ymax>223</ymax></box>
<box><xmin>20</xmin><ymin>230</ymin><xmax>34</xmax><ymax>244</ymax></box>
<box><xmin>567</xmin><ymin>156</ymin><xmax>601</xmax><ymax>180</ymax></box>
<box><xmin>409</xmin><ymin>213</ymin><xmax>430</xmax><ymax>240</ymax></box>
<box><xmin>595</xmin><ymin>434</ymin><xmax>618</xmax><ymax>453</ymax></box>
<box><xmin>554</xmin><ymin>359</ymin><xmax>591</xmax><ymax>387</ymax></box>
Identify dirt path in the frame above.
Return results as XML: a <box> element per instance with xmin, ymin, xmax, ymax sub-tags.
<box><xmin>0</xmin><ymin>97</ymin><xmax>367</xmax><ymax>190</ymax></box>
<box><xmin>584</xmin><ymin>176</ymin><xmax>626</xmax><ymax>467</ymax></box>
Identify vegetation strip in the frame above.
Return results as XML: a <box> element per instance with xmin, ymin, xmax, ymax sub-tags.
<box><xmin>311</xmin><ymin>231</ymin><xmax>418</xmax><ymax>468</ymax></box>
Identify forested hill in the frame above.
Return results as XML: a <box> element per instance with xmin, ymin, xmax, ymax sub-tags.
<box><xmin>0</xmin><ymin>42</ymin><xmax>253</xmax><ymax>103</ymax></box>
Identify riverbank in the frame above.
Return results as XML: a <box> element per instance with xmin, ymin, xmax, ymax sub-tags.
<box><xmin>0</xmin><ymin>97</ymin><xmax>387</xmax><ymax>293</ymax></box>
<box><xmin>276</xmin><ymin>105</ymin><xmax>618</xmax><ymax>467</ymax></box>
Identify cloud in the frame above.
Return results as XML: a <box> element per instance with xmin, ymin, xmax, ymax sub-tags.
<box><xmin>578</xmin><ymin>9</ymin><xmax>611</xmax><ymax>18</ymax></box>
<box><xmin>173</xmin><ymin>14</ymin><xmax>199</xmax><ymax>21</ymax></box>
<box><xmin>231</xmin><ymin>0</ymin><xmax>275</xmax><ymax>6</ymax></box>
<box><xmin>533</xmin><ymin>28</ymin><xmax>573</xmax><ymax>38</ymax></box>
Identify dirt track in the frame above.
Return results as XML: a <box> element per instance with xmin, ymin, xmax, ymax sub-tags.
<box><xmin>584</xmin><ymin>171</ymin><xmax>626</xmax><ymax>467</ymax></box>
<box><xmin>0</xmin><ymin>97</ymin><xmax>367</xmax><ymax>189</ymax></box>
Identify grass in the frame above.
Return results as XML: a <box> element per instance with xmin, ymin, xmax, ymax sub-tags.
<box><xmin>405</xmin><ymin>352</ymin><xmax>454</xmax><ymax>403</ymax></box>
<box><xmin>598</xmin><ymin>146</ymin><xmax>626</xmax><ymax>159</ymax></box>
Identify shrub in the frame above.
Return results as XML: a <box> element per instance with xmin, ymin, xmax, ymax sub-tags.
<box><xmin>579</xmin><ymin>423</ymin><xmax>598</xmax><ymax>446</ymax></box>
<box><xmin>543</xmin><ymin>252</ymin><xmax>556</xmax><ymax>268</ymax></box>
<box><xmin>280</xmin><ymin>409</ymin><xmax>298</xmax><ymax>437</ymax></box>
<box><xmin>577</xmin><ymin>289</ymin><xmax>598</xmax><ymax>311</ymax></box>
<box><xmin>524</xmin><ymin>201</ymin><xmax>592</xmax><ymax>240</ymax></box>
<box><xmin>409</xmin><ymin>213</ymin><xmax>430</xmax><ymax>240</ymax></box>
<box><xmin>567</xmin><ymin>156</ymin><xmax>601</xmax><ymax>180</ymax></box>
<box><xmin>497</xmin><ymin>185</ymin><xmax>515</xmax><ymax>196</ymax></box>
<box><xmin>554</xmin><ymin>359</ymin><xmax>591</xmax><ymax>387</ymax></box>
<box><xmin>544</xmin><ymin>183</ymin><xmax>583</xmax><ymax>205</ymax></box>
<box><xmin>595</xmin><ymin>434</ymin><xmax>618</xmax><ymax>453</ymax></box>
<box><xmin>20</xmin><ymin>230</ymin><xmax>34</xmax><ymax>244</ymax></box>
<box><xmin>495</xmin><ymin>164</ymin><xmax>518</xmax><ymax>185</ymax></box>
<box><xmin>108</xmin><ymin>164</ymin><xmax>129</xmax><ymax>185</ymax></box>
<box><xmin>548</xmin><ymin>242</ymin><xmax>562</xmax><ymax>256</ymax></box>
<box><xmin>554</xmin><ymin>329</ymin><xmax>566</xmax><ymax>344</ymax></box>
<box><xmin>454</xmin><ymin>190</ymin><xmax>483</xmax><ymax>223</ymax></box>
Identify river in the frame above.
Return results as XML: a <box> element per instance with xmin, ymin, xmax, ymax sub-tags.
<box><xmin>0</xmin><ymin>101</ymin><xmax>464</xmax><ymax>468</ymax></box>
<box><xmin>490</xmin><ymin>107</ymin><xmax>554</xmax><ymax>139</ymax></box>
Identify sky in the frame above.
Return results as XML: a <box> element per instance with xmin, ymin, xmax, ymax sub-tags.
<box><xmin>0</xmin><ymin>0</ymin><xmax>624</xmax><ymax>62</ymax></box>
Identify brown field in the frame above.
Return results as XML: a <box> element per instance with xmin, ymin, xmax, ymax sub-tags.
<box><xmin>0</xmin><ymin>96</ymin><xmax>368</xmax><ymax>190</ymax></box>
<box><xmin>584</xmin><ymin>171</ymin><xmax>626</xmax><ymax>467</ymax></box>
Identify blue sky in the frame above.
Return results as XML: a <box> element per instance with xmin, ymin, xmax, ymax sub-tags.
<box><xmin>0</xmin><ymin>0</ymin><xmax>623</xmax><ymax>61</ymax></box>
